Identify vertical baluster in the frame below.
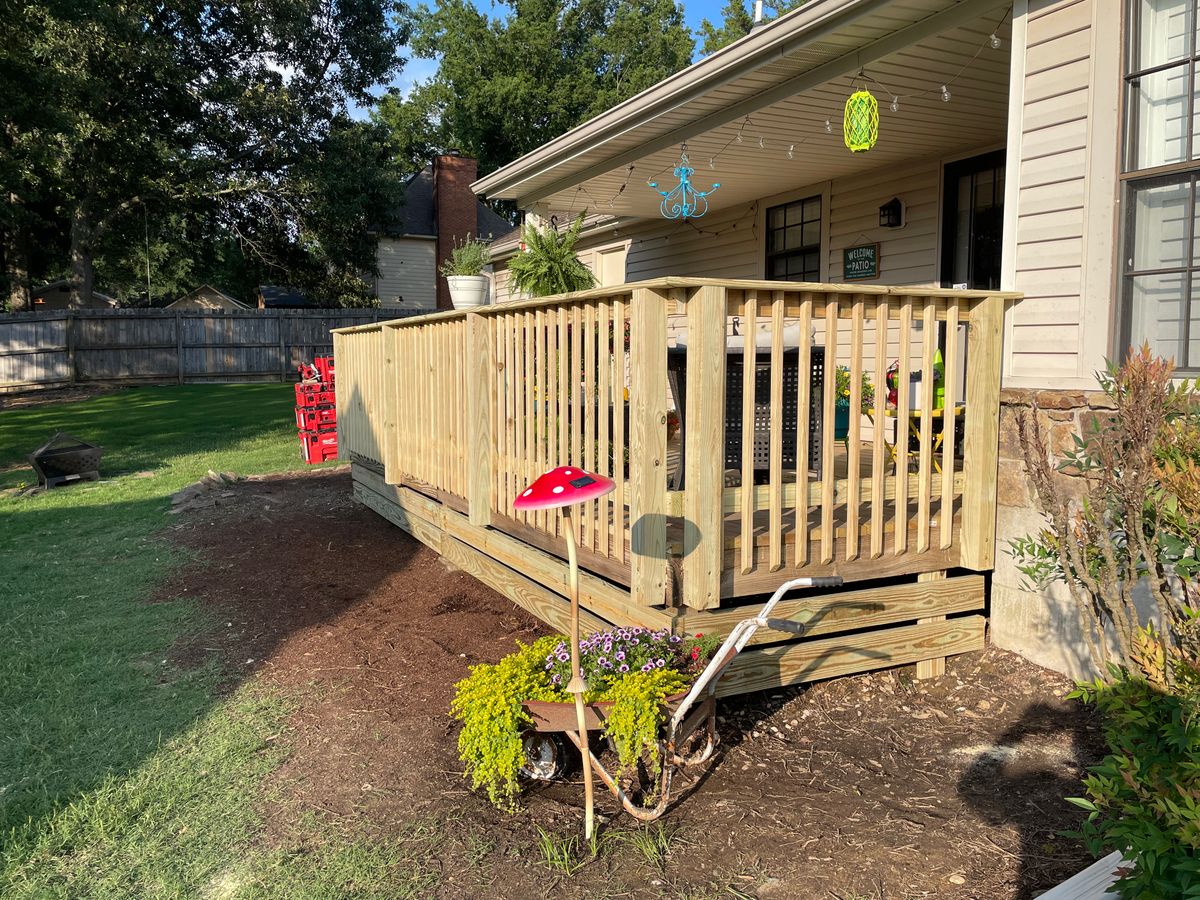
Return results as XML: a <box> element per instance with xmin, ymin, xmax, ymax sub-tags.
<box><xmin>504</xmin><ymin>314</ymin><xmax>516</xmax><ymax>513</ymax></box>
<box><xmin>535</xmin><ymin>310</ymin><xmax>547</xmax><ymax>530</ymax></box>
<box><xmin>598</xmin><ymin>301</ymin><xmax>612</xmax><ymax>558</ymax></box>
<box><xmin>546</xmin><ymin>308</ymin><xmax>559</xmax><ymax>535</ymax></box>
<box><xmin>583</xmin><ymin>303</ymin><xmax>597</xmax><ymax>550</ymax></box>
<box><xmin>558</xmin><ymin>306</ymin><xmax>569</xmax><ymax>523</ymax></box>
<box><xmin>846</xmin><ymin>296</ymin><xmax>865</xmax><ymax>560</ymax></box>
<box><xmin>871</xmin><ymin>298</ymin><xmax>889</xmax><ymax>558</ymax></box>
<box><xmin>793</xmin><ymin>295</ymin><xmax>812</xmax><ymax>568</ymax></box>
<box><xmin>524</xmin><ymin>312</ymin><xmax>535</xmax><ymax>525</ymax></box>
<box><xmin>940</xmin><ymin>301</ymin><xmax>960</xmax><ymax>550</ymax></box>
<box><xmin>894</xmin><ymin>299</ymin><xmax>913</xmax><ymax>554</ymax></box>
<box><xmin>820</xmin><ymin>297</ymin><xmax>838</xmax><ymax>564</ymax></box>
<box><xmin>613</xmin><ymin>298</ymin><xmax>627</xmax><ymax>564</ymax></box>
<box><xmin>571</xmin><ymin>304</ymin><xmax>583</xmax><ymax>545</ymax></box>
<box><xmin>768</xmin><ymin>291</ymin><xmax>785</xmax><ymax>572</ymax></box>
<box><xmin>918</xmin><ymin>302</ymin><xmax>936</xmax><ymax>552</ymax></box>
<box><xmin>739</xmin><ymin>290</ymin><xmax>758</xmax><ymax>575</ymax></box>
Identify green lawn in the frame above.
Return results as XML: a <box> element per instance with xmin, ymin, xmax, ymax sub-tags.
<box><xmin>0</xmin><ymin>385</ymin><xmax>435</xmax><ymax>898</ymax></box>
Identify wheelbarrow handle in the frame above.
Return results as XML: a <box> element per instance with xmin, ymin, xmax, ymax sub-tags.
<box><xmin>764</xmin><ymin>618</ymin><xmax>806</xmax><ymax>635</ymax></box>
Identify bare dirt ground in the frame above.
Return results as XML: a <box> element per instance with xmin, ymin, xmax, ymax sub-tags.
<box><xmin>0</xmin><ymin>383</ymin><xmax>123</xmax><ymax>411</ymax></box>
<box><xmin>162</xmin><ymin>469</ymin><xmax>1105</xmax><ymax>899</ymax></box>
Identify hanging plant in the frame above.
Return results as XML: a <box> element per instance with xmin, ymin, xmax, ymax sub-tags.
<box><xmin>843</xmin><ymin>89</ymin><xmax>879</xmax><ymax>153</ymax></box>
<box><xmin>508</xmin><ymin>213</ymin><xmax>596</xmax><ymax>298</ymax></box>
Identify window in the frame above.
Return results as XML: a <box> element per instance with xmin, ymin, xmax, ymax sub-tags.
<box><xmin>1121</xmin><ymin>0</ymin><xmax>1200</xmax><ymax>370</ymax></box>
<box><xmin>765</xmin><ymin>196</ymin><xmax>821</xmax><ymax>281</ymax></box>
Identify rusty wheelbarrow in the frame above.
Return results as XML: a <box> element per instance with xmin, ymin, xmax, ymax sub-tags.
<box><xmin>518</xmin><ymin>575</ymin><xmax>844</xmax><ymax>821</ymax></box>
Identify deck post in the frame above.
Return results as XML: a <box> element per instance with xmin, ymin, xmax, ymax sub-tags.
<box><xmin>960</xmin><ymin>295</ymin><xmax>1004</xmax><ymax>570</ymax></box>
<box><xmin>682</xmin><ymin>284</ymin><xmax>727</xmax><ymax>610</ymax></box>
<box><xmin>466</xmin><ymin>311</ymin><xmax>494</xmax><ymax>526</ymax></box>
<box><xmin>381</xmin><ymin>323</ymin><xmax>401</xmax><ymax>484</ymax></box>
<box><xmin>629</xmin><ymin>286</ymin><xmax>669</xmax><ymax>606</ymax></box>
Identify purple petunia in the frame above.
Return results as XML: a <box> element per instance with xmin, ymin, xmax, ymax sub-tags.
<box><xmin>619</xmin><ymin>664</ymin><xmax>629</xmax><ymax>673</ymax></box>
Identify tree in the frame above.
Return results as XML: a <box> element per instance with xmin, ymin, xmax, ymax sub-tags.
<box><xmin>697</xmin><ymin>1</ymin><xmax>807</xmax><ymax>55</ymax></box>
<box><xmin>1</xmin><ymin>1</ymin><xmax>410</xmax><ymax>308</ymax></box>
<box><xmin>374</xmin><ymin>0</ymin><xmax>693</xmax><ymax>181</ymax></box>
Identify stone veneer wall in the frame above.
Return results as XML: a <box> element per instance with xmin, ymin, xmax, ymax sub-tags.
<box><xmin>989</xmin><ymin>386</ymin><xmax>1117</xmax><ymax>678</ymax></box>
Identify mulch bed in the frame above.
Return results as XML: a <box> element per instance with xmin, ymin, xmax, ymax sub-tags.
<box><xmin>161</xmin><ymin>469</ymin><xmax>1106</xmax><ymax>899</ymax></box>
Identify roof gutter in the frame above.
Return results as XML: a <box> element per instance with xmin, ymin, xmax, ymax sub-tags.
<box><xmin>472</xmin><ymin>0</ymin><xmax>889</xmax><ymax>201</ymax></box>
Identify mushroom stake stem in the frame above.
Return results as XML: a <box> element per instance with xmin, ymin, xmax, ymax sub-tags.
<box><xmin>561</xmin><ymin>506</ymin><xmax>595</xmax><ymax>842</ymax></box>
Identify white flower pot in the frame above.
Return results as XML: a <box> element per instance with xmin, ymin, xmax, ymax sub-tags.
<box><xmin>446</xmin><ymin>275</ymin><xmax>489</xmax><ymax>309</ymax></box>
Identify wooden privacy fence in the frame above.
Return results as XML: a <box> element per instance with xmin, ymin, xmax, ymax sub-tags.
<box><xmin>335</xmin><ymin>277</ymin><xmax>1012</xmax><ymax>618</ymax></box>
<box><xmin>0</xmin><ymin>308</ymin><xmax>408</xmax><ymax>392</ymax></box>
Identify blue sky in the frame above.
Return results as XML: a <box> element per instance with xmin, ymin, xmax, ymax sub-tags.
<box><xmin>355</xmin><ymin>0</ymin><xmax>736</xmax><ymax>116</ymax></box>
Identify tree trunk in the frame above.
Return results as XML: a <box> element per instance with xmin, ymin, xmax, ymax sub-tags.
<box><xmin>69</xmin><ymin>207</ymin><xmax>96</xmax><ymax>308</ymax></box>
<box><xmin>4</xmin><ymin>211</ymin><xmax>31</xmax><ymax>311</ymax></box>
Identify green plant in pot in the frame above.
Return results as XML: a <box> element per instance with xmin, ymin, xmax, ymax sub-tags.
<box><xmin>440</xmin><ymin>235</ymin><xmax>492</xmax><ymax>308</ymax></box>
<box><xmin>1011</xmin><ymin>347</ymin><xmax>1200</xmax><ymax>897</ymax></box>
<box><xmin>508</xmin><ymin>213</ymin><xmax>596</xmax><ymax>298</ymax></box>
<box><xmin>832</xmin><ymin>366</ymin><xmax>875</xmax><ymax>441</ymax></box>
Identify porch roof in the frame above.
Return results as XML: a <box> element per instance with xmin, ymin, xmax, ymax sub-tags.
<box><xmin>474</xmin><ymin>0</ymin><xmax>1012</xmax><ymax>218</ymax></box>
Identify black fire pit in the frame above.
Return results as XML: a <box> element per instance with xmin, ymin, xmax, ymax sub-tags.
<box><xmin>28</xmin><ymin>432</ymin><xmax>104</xmax><ymax>488</ymax></box>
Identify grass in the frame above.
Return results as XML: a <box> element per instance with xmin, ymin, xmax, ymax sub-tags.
<box><xmin>0</xmin><ymin>384</ymin><xmax>436</xmax><ymax>897</ymax></box>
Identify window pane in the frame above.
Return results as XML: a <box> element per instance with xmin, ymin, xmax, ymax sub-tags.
<box><xmin>1132</xmin><ymin>0</ymin><xmax>1193</xmax><ymax>70</ymax></box>
<box><xmin>1130</xmin><ymin>178</ymin><xmax>1191</xmax><ymax>270</ymax></box>
<box><xmin>1127</xmin><ymin>63</ymin><xmax>1190</xmax><ymax>169</ymax></box>
<box><xmin>768</xmin><ymin>207</ymin><xmax>784</xmax><ymax>229</ymax></box>
<box><xmin>802</xmin><ymin>220</ymin><xmax>820</xmax><ymax>247</ymax></box>
<box><xmin>784</xmin><ymin>224</ymin><xmax>802</xmax><ymax>250</ymax></box>
<box><xmin>1191</xmin><ymin>279</ymin><xmax>1200</xmax><ymax>367</ymax></box>
<box><xmin>1129</xmin><ymin>271</ymin><xmax>1188</xmax><ymax>363</ymax></box>
<box><xmin>785</xmin><ymin>202</ymin><xmax>803</xmax><ymax>226</ymax></box>
<box><xmin>803</xmin><ymin>199</ymin><xmax>821</xmax><ymax>222</ymax></box>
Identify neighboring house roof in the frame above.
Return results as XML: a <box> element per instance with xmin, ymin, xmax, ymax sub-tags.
<box><xmin>257</xmin><ymin>285</ymin><xmax>311</xmax><ymax>308</ymax></box>
<box><xmin>166</xmin><ymin>284</ymin><xmax>249</xmax><ymax>310</ymax></box>
<box><xmin>31</xmin><ymin>279</ymin><xmax>118</xmax><ymax>309</ymax></box>
<box><xmin>387</xmin><ymin>166</ymin><xmax>513</xmax><ymax>240</ymax></box>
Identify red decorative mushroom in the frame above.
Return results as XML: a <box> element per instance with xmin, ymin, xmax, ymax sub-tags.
<box><xmin>512</xmin><ymin>466</ymin><xmax>615</xmax><ymax>512</ymax></box>
<box><xmin>514</xmin><ymin>465</ymin><xmax>614</xmax><ymax>840</ymax></box>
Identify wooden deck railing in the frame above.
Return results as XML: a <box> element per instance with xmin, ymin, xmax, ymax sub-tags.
<box><xmin>334</xmin><ymin>277</ymin><xmax>1014</xmax><ymax>612</ymax></box>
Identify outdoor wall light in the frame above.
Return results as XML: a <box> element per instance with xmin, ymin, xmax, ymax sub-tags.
<box><xmin>879</xmin><ymin>197</ymin><xmax>904</xmax><ymax>228</ymax></box>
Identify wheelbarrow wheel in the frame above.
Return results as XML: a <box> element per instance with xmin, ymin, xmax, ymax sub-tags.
<box><xmin>519</xmin><ymin>732</ymin><xmax>566</xmax><ymax>781</ymax></box>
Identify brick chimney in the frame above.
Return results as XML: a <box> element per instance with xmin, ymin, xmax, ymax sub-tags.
<box><xmin>433</xmin><ymin>151</ymin><xmax>479</xmax><ymax>310</ymax></box>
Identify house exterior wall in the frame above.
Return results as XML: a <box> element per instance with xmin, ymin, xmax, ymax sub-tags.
<box><xmin>375</xmin><ymin>237</ymin><xmax>437</xmax><ymax>310</ymax></box>
<box><xmin>991</xmin><ymin>0</ymin><xmax>1124</xmax><ymax>678</ymax></box>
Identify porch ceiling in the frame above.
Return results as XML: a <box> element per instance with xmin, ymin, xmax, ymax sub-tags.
<box><xmin>475</xmin><ymin>0</ymin><xmax>1013</xmax><ymax>218</ymax></box>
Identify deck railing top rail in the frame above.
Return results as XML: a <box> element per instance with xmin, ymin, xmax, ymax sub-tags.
<box><xmin>330</xmin><ymin>278</ymin><xmax>1023</xmax><ymax>334</ymax></box>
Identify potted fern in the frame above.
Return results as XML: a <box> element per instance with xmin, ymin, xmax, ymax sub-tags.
<box><xmin>440</xmin><ymin>236</ymin><xmax>492</xmax><ymax>309</ymax></box>
<box><xmin>508</xmin><ymin>214</ymin><xmax>596</xmax><ymax>298</ymax></box>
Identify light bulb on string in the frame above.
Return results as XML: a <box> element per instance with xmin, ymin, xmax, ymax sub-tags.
<box><xmin>824</xmin><ymin>118</ymin><xmax>833</xmax><ymax>134</ymax></box>
<box><xmin>989</xmin><ymin>32</ymin><xmax>1001</xmax><ymax>49</ymax></box>
<box><xmin>708</xmin><ymin>157</ymin><xmax>715</xmax><ymax>169</ymax></box>
<box><xmin>758</xmin><ymin>136</ymin><xmax>765</xmax><ymax>149</ymax></box>
<box><xmin>941</xmin><ymin>84</ymin><xmax>951</xmax><ymax>102</ymax></box>
<box><xmin>787</xmin><ymin>144</ymin><xmax>795</xmax><ymax>159</ymax></box>
<box><xmin>736</xmin><ymin>131</ymin><xmax>743</xmax><ymax>144</ymax></box>
<box><xmin>890</xmin><ymin>96</ymin><xmax>899</xmax><ymax>113</ymax></box>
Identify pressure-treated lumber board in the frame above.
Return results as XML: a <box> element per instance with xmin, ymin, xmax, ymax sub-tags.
<box><xmin>915</xmin><ymin>570</ymin><xmax>949</xmax><ymax>679</ymax></box>
<box><xmin>355</xmin><ymin>481</ymin><xmax>445</xmax><ymax>553</ymax></box>
<box><xmin>466</xmin><ymin>312</ymin><xmax>494</xmax><ymax>526</ymax></box>
<box><xmin>438</xmin><ymin>533</ymin><xmax>611</xmax><ymax>637</ymax></box>
<box><xmin>629</xmin><ymin>286</ymin><xmax>669</xmax><ymax>606</ymax></box>
<box><xmin>679</xmin><ymin>574</ymin><xmax>984</xmax><ymax>647</ymax></box>
<box><xmin>961</xmin><ymin>296</ymin><xmax>1004</xmax><ymax>570</ymax></box>
<box><xmin>715</xmin><ymin>616</ymin><xmax>985</xmax><ymax>697</ymax></box>
<box><xmin>682</xmin><ymin>283</ymin><xmax>727</xmax><ymax>611</ymax></box>
<box><xmin>353</xmin><ymin>464</ymin><xmax>672</xmax><ymax>631</ymax></box>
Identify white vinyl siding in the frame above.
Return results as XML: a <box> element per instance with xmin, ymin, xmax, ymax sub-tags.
<box><xmin>1003</xmin><ymin>0</ymin><xmax>1121</xmax><ymax>387</ymax></box>
<box><xmin>375</xmin><ymin>238</ymin><xmax>437</xmax><ymax>310</ymax></box>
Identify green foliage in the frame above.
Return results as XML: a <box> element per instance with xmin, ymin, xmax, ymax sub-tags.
<box><xmin>508</xmin><ymin>214</ymin><xmax>596</xmax><ymax>298</ymax></box>
<box><xmin>697</xmin><ymin>1</ymin><xmax>807</xmax><ymax>55</ymax></box>
<box><xmin>535</xmin><ymin>827</ymin><xmax>587</xmax><ymax>875</ymax></box>
<box><xmin>450</xmin><ymin>637</ymin><xmax>565</xmax><ymax>809</ymax></box>
<box><xmin>602</xmin><ymin>670</ymin><xmax>689</xmax><ymax>773</ymax></box>
<box><xmin>1068</xmin><ymin>658</ymin><xmax>1200</xmax><ymax>898</ymax></box>
<box><xmin>439</xmin><ymin>236</ymin><xmax>491</xmax><ymax>277</ymax></box>
<box><xmin>3</xmin><ymin>2</ymin><xmax>409</xmax><ymax>307</ymax></box>
<box><xmin>833</xmin><ymin>365</ymin><xmax>875</xmax><ymax>413</ymax></box>
<box><xmin>372</xmin><ymin>0</ymin><xmax>693</xmax><ymax>179</ymax></box>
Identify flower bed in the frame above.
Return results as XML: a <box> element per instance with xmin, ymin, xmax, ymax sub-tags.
<box><xmin>451</xmin><ymin>628</ymin><xmax>719</xmax><ymax>809</ymax></box>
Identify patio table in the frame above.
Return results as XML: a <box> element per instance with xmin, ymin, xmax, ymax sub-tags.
<box><xmin>867</xmin><ymin>402</ymin><xmax>966</xmax><ymax>473</ymax></box>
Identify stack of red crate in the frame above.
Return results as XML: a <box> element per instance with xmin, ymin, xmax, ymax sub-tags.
<box><xmin>295</xmin><ymin>356</ymin><xmax>337</xmax><ymax>464</ymax></box>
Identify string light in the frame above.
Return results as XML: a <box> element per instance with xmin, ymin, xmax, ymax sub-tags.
<box><xmin>787</xmin><ymin>144</ymin><xmax>795</xmax><ymax>159</ymax></box>
<box><xmin>989</xmin><ymin>32</ymin><xmax>1001</xmax><ymax>49</ymax></box>
<box><xmin>824</xmin><ymin>119</ymin><xmax>833</xmax><ymax>134</ymax></box>
<box><xmin>758</xmin><ymin>136</ymin><xmax>765</xmax><ymax>149</ymax></box>
<box><xmin>890</xmin><ymin>96</ymin><xmax>899</xmax><ymax>113</ymax></box>
<box><xmin>941</xmin><ymin>84</ymin><xmax>951</xmax><ymax>102</ymax></box>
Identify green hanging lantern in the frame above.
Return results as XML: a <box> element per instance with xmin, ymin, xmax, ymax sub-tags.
<box><xmin>843</xmin><ymin>89</ymin><xmax>879</xmax><ymax>153</ymax></box>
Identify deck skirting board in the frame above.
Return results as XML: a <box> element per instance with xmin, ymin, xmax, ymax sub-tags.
<box><xmin>353</xmin><ymin>462</ymin><xmax>987</xmax><ymax>695</ymax></box>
